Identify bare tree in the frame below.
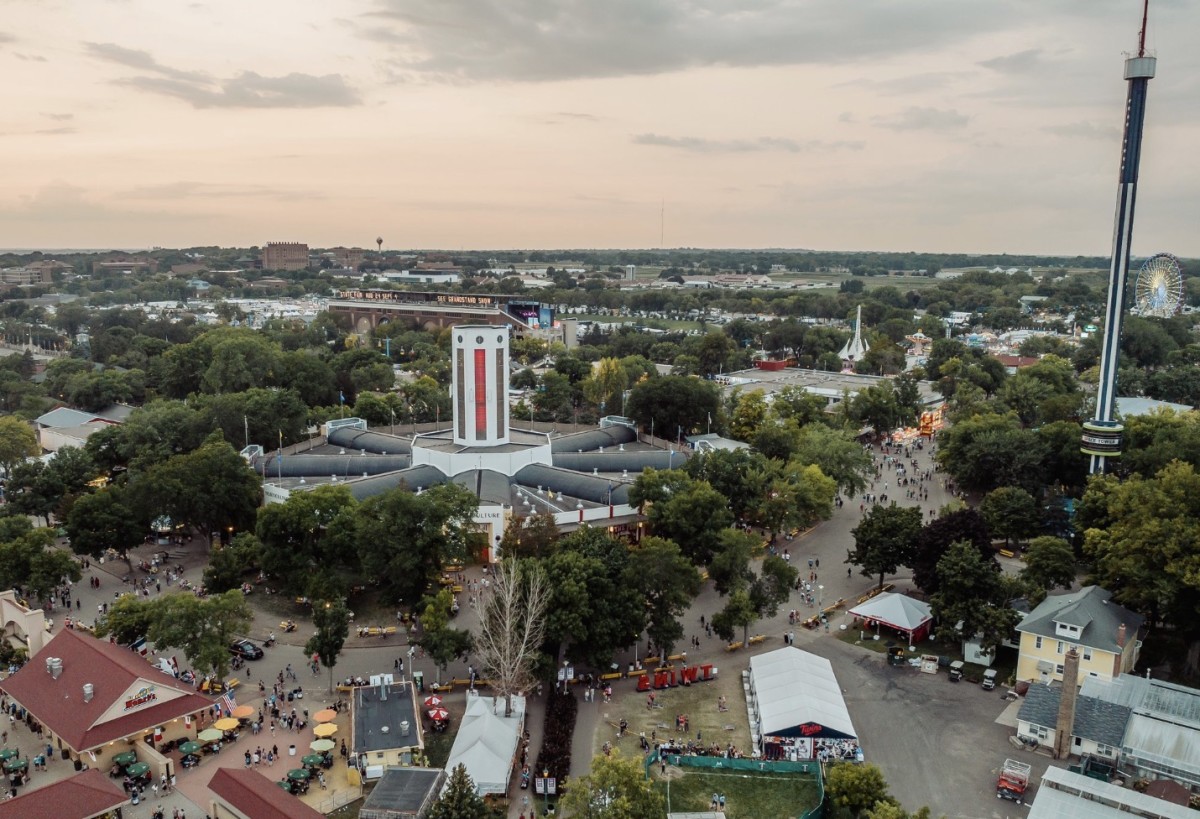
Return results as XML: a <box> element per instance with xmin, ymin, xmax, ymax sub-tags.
<box><xmin>473</xmin><ymin>559</ymin><xmax>549</xmax><ymax>717</ymax></box>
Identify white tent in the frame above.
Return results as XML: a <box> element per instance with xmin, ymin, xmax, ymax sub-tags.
<box><xmin>445</xmin><ymin>692</ymin><xmax>525</xmax><ymax>796</ymax></box>
<box><xmin>749</xmin><ymin>647</ymin><xmax>856</xmax><ymax>739</ymax></box>
<box><xmin>848</xmin><ymin>592</ymin><xmax>933</xmax><ymax>642</ymax></box>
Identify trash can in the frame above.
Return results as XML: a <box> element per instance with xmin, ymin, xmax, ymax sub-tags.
<box><xmin>289</xmin><ymin>745</ymin><xmax>296</xmax><ymax>757</ymax></box>
<box><xmin>413</xmin><ymin>671</ymin><xmax>424</xmax><ymax>693</ymax></box>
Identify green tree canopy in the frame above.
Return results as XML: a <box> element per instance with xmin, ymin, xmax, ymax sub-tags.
<box><xmin>849</xmin><ymin>505</ymin><xmax>922</xmax><ymax>589</ymax></box>
<box><xmin>305</xmin><ymin>598</ymin><xmax>351</xmax><ymax>693</ymax></box>
<box><xmin>557</xmin><ymin>750</ymin><xmax>666</xmax><ymax>819</ymax></box>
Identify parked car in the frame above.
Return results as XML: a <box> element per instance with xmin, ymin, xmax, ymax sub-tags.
<box><xmin>229</xmin><ymin>639</ymin><xmax>264</xmax><ymax>660</ymax></box>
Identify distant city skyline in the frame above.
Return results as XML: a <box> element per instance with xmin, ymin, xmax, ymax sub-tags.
<box><xmin>2</xmin><ymin>1</ymin><xmax>1198</xmax><ymax>256</ymax></box>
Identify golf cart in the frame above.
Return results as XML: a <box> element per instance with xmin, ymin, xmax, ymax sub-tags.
<box><xmin>981</xmin><ymin>668</ymin><xmax>998</xmax><ymax>690</ymax></box>
<box><xmin>948</xmin><ymin>660</ymin><xmax>965</xmax><ymax>682</ymax></box>
<box><xmin>997</xmin><ymin>758</ymin><xmax>1031</xmax><ymax>804</ymax></box>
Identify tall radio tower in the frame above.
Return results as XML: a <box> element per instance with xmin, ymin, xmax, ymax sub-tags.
<box><xmin>1082</xmin><ymin>0</ymin><xmax>1156</xmax><ymax>474</ymax></box>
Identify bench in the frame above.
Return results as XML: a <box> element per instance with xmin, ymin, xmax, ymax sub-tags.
<box><xmin>667</xmin><ymin>653</ymin><xmax>688</xmax><ymax>663</ymax></box>
<box><xmin>748</xmin><ymin>635</ymin><xmax>766</xmax><ymax>646</ymax></box>
<box><xmin>725</xmin><ymin>642</ymin><xmax>743</xmax><ymax>652</ymax></box>
<box><xmin>999</xmin><ymin>549</ymin><xmax>1015</xmax><ymax>559</ymax></box>
<box><xmin>599</xmin><ymin>672</ymin><xmax>624</xmax><ymax>682</ymax></box>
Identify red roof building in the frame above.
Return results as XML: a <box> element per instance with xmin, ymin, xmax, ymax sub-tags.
<box><xmin>0</xmin><ymin>628</ymin><xmax>211</xmax><ymax>754</ymax></box>
<box><xmin>0</xmin><ymin>768</ymin><xmax>125</xmax><ymax>819</ymax></box>
<box><xmin>209</xmin><ymin>768</ymin><xmax>325</xmax><ymax>819</ymax></box>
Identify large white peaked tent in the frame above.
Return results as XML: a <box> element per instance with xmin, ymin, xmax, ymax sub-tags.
<box><xmin>749</xmin><ymin>647</ymin><xmax>856</xmax><ymax>740</ymax></box>
<box><xmin>445</xmin><ymin>692</ymin><xmax>525</xmax><ymax>796</ymax></box>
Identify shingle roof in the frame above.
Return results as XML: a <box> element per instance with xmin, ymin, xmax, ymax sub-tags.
<box><xmin>34</xmin><ymin>406</ymin><xmax>101</xmax><ymax>428</ymax></box>
<box><xmin>1017</xmin><ymin>683</ymin><xmax>1130</xmax><ymax>746</ymax></box>
<box><xmin>209</xmin><ymin>768</ymin><xmax>325</xmax><ymax>819</ymax></box>
<box><xmin>0</xmin><ymin>629</ymin><xmax>211</xmax><ymax>751</ymax></box>
<box><xmin>1015</xmin><ymin>586</ymin><xmax>1144</xmax><ymax>654</ymax></box>
<box><xmin>0</xmin><ymin>768</ymin><xmax>125</xmax><ymax>819</ymax></box>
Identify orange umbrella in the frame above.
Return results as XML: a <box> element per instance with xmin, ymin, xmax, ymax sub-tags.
<box><xmin>232</xmin><ymin>705</ymin><xmax>255</xmax><ymax>719</ymax></box>
<box><xmin>314</xmin><ymin>709</ymin><xmax>337</xmax><ymax>723</ymax></box>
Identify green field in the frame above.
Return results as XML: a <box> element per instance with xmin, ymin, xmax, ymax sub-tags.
<box><xmin>657</xmin><ymin>766</ymin><xmax>821</xmax><ymax>819</ymax></box>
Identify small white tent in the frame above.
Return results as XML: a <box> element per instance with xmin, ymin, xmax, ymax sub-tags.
<box><xmin>445</xmin><ymin>692</ymin><xmax>525</xmax><ymax>796</ymax></box>
<box><xmin>848</xmin><ymin>592</ymin><xmax>933</xmax><ymax>643</ymax></box>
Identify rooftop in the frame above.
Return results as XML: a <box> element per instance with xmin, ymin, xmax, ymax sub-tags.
<box><xmin>0</xmin><ymin>769</ymin><xmax>125</xmax><ymax>819</ymax></box>
<box><xmin>352</xmin><ymin>681</ymin><xmax>422</xmax><ymax>754</ymax></box>
<box><xmin>1016</xmin><ymin>586</ymin><xmax>1145</xmax><ymax>655</ymax></box>
<box><xmin>359</xmin><ymin>767</ymin><xmax>445</xmax><ymax>818</ymax></box>
<box><xmin>209</xmin><ymin>767</ymin><xmax>325</xmax><ymax>819</ymax></box>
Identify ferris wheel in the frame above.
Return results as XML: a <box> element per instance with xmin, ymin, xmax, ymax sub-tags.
<box><xmin>1133</xmin><ymin>253</ymin><xmax>1184</xmax><ymax>318</ymax></box>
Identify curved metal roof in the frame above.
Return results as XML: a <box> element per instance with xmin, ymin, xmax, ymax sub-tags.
<box><xmin>253</xmin><ymin>454</ymin><xmax>411</xmax><ymax>478</ymax></box>
<box><xmin>550</xmin><ymin>425</ymin><xmax>637</xmax><ymax>453</ymax></box>
<box><xmin>451</xmin><ymin>470</ymin><xmax>516</xmax><ymax>506</ymax></box>
<box><xmin>346</xmin><ymin>465</ymin><xmax>447</xmax><ymax>501</ymax></box>
<box><xmin>515</xmin><ymin>464</ymin><xmax>631</xmax><ymax>505</ymax></box>
<box><xmin>327</xmin><ymin>427</ymin><xmax>413</xmax><ymax>455</ymax></box>
<box><xmin>551</xmin><ymin>451</ymin><xmax>681</xmax><ymax>473</ymax></box>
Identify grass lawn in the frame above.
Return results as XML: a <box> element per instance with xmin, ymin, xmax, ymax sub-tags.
<box><xmin>571</xmin><ymin>314</ymin><xmax>709</xmax><ymax>332</ymax></box>
<box><xmin>593</xmin><ymin>662</ymin><xmax>752</xmax><ymax>760</ymax></box>
<box><xmin>656</xmin><ymin>766</ymin><xmax>820</xmax><ymax>819</ymax></box>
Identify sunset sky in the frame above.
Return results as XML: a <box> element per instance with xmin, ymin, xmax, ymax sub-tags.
<box><xmin>2</xmin><ymin>0</ymin><xmax>1198</xmax><ymax>255</ymax></box>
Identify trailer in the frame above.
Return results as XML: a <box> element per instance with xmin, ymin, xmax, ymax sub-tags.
<box><xmin>997</xmin><ymin>758</ymin><xmax>1031</xmax><ymax>804</ymax></box>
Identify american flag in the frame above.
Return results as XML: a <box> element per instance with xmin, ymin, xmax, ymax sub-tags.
<box><xmin>221</xmin><ymin>692</ymin><xmax>237</xmax><ymax>716</ymax></box>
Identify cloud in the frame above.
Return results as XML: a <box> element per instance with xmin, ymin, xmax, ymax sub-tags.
<box><xmin>840</xmin><ymin>71</ymin><xmax>966</xmax><ymax>96</ymax></box>
<box><xmin>42</xmin><ymin>113</ymin><xmax>73</xmax><ymax>121</ymax></box>
<box><xmin>362</xmin><ymin>0</ymin><xmax>1015</xmax><ymax>82</ymax></box>
<box><xmin>0</xmin><ymin>33</ymin><xmax>15</xmax><ymax>45</ymax></box>
<box><xmin>872</xmin><ymin>107</ymin><xmax>969</xmax><ymax>131</ymax></box>
<box><xmin>0</xmin><ymin>182</ymin><xmax>198</xmax><ymax>225</ymax></box>
<box><xmin>632</xmin><ymin>133</ymin><xmax>863</xmax><ymax>153</ymax></box>
<box><xmin>84</xmin><ymin>41</ymin><xmax>361</xmax><ymax>108</ymax></box>
<box><xmin>14</xmin><ymin>53</ymin><xmax>47</xmax><ymax>62</ymax></box>
<box><xmin>1041</xmin><ymin>121</ymin><xmax>1120</xmax><ymax>141</ymax></box>
<box><xmin>979</xmin><ymin>48</ymin><xmax>1045</xmax><ymax>73</ymax></box>
<box><xmin>34</xmin><ymin>127</ymin><xmax>76</xmax><ymax>135</ymax></box>
<box><xmin>119</xmin><ymin>181</ymin><xmax>324</xmax><ymax>201</ymax></box>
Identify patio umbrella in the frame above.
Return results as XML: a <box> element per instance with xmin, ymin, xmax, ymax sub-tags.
<box><xmin>287</xmin><ymin>768</ymin><xmax>311</xmax><ymax>781</ymax></box>
<box><xmin>126</xmin><ymin>762</ymin><xmax>150</xmax><ymax>777</ymax></box>
<box><xmin>0</xmin><ymin>749</ymin><xmax>17</xmax><ymax>761</ymax></box>
<box><xmin>232</xmin><ymin>705</ymin><xmax>255</xmax><ymax>719</ymax></box>
<box><xmin>178</xmin><ymin>741</ymin><xmax>201</xmax><ymax>755</ymax></box>
<box><xmin>428</xmin><ymin>707</ymin><xmax>449</xmax><ymax>722</ymax></box>
<box><xmin>277</xmin><ymin>780</ymin><xmax>292</xmax><ymax>792</ymax></box>
<box><xmin>423</xmin><ymin>695</ymin><xmax>442</xmax><ymax>707</ymax></box>
<box><xmin>214</xmin><ymin>717</ymin><xmax>240</xmax><ymax>731</ymax></box>
<box><xmin>313</xmin><ymin>723</ymin><xmax>337</xmax><ymax>737</ymax></box>
<box><xmin>301</xmin><ymin>754</ymin><xmax>324</xmax><ymax>767</ymax></box>
<box><xmin>198</xmin><ymin>728</ymin><xmax>223</xmax><ymax>742</ymax></box>
<box><xmin>310</xmin><ymin>739</ymin><xmax>335</xmax><ymax>752</ymax></box>
<box><xmin>112</xmin><ymin>751</ymin><xmax>137</xmax><ymax>766</ymax></box>
<box><xmin>3</xmin><ymin>758</ymin><xmax>27</xmax><ymax>772</ymax></box>
<box><xmin>313</xmin><ymin>709</ymin><xmax>337</xmax><ymax>723</ymax></box>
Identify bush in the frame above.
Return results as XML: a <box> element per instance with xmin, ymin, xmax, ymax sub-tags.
<box><xmin>534</xmin><ymin>690</ymin><xmax>578</xmax><ymax>784</ymax></box>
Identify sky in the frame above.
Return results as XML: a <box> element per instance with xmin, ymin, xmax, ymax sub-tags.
<box><xmin>2</xmin><ymin>0</ymin><xmax>1198</xmax><ymax>256</ymax></box>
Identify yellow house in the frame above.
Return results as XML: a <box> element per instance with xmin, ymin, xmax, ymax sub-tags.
<box><xmin>1015</xmin><ymin>586</ymin><xmax>1143</xmax><ymax>685</ymax></box>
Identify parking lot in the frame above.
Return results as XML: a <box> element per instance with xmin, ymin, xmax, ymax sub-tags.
<box><xmin>806</xmin><ymin>636</ymin><xmax>1063</xmax><ymax>818</ymax></box>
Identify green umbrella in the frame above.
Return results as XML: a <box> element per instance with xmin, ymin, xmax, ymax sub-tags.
<box><xmin>112</xmin><ymin>751</ymin><xmax>137</xmax><ymax>766</ymax></box>
<box><xmin>277</xmin><ymin>780</ymin><xmax>293</xmax><ymax>792</ymax></box>
<box><xmin>301</xmin><ymin>754</ymin><xmax>324</xmax><ymax>767</ymax></box>
<box><xmin>178</xmin><ymin>741</ymin><xmax>202</xmax><ymax>755</ymax></box>
<box><xmin>3</xmin><ymin>758</ymin><xmax>27</xmax><ymax>772</ymax></box>
<box><xmin>286</xmin><ymin>768</ymin><xmax>310</xmax><ymax>781</ymax></box>
<box><xmin>198</xmin><ymin>728</ymin><xmax>223</xmax><ymax>742</ymax></box>
<box><xmin>126</xmin><ymin>762</ymin><xmax>150</xmax><ymax>777</ymax></box>
<box><xmin>0</xmin><ymin>749</ymin><xmax>15</xmax><ymax>761</ymax></box>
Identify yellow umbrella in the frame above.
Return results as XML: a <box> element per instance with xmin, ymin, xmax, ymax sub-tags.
<box><xmin>314</xmin><ymin>709</ymin><xmax>337</xmax><ymax>723</ymax></box>
<box><xmin>232</xmin><ymin>705</ymin><xmax>255</xmax><ymax>719</ymax></box>
<box><xmin>313</xmin><ymin>723</ymin><xmax>338</xmax><ymax>738</ymax></box>
<box><xmin>213</xmin><ymin>717</ymin><xmax>240</xmax><ymax>731</ymax></box>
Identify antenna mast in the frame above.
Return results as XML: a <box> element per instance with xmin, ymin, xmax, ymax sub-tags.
<box><xmin>1138</xmin><ymin>0</ymin><xmax>1149</xmax><ymax>57</ymax></box>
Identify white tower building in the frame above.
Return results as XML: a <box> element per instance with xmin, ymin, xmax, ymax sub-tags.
<box><xmin>452</xmin><ymin>326</ymin><xmax>511</xmax><ymax>447</ymax></box>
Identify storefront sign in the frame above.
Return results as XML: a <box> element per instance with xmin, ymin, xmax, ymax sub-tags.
<box><xmin>124</xmin><ymin>686</ymin><xmax>158</xmax><ymax>712</ymax></box>
<box><xmin>799</xmin><ymin>722</ymin><xmax>823</xmax><ymax>737</ymax></box>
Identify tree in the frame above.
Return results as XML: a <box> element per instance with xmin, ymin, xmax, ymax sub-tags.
<box><xmin>911</xmin><ymin>508</ymin><xmax>990</xmax><ymax>595</ymax></box>
<box><xmin>353</xmin><ymin>484</ymin><xmax>478</xmax><ymax>605</ymax></box>
<box><xmin>747</xmin><ymin>462</ymin><xmax>837</xmax><ymax>540</ymax></box>
<box><xmin>930</xmin><ymin>540</ymin><xmax>1021</xmax><ymax>654</ymax></box>
<box><xmin>624</xmin><ymin>537</ymin><xmax>700</xmax><ymax>659</ymax></box>
<box><xmin>849</xmin><ymin>505</ymin><xmax>922</xmax><ymax>589</ymax></box>
<box><xmin>416</xmin><ymin>589</ymin><xmax>473</xmax><ymax>685</ymax></box>
<box><xmin>937</xmin><ymin>413</ymin><xmax>1048</xmax><ymax>495</ymax></box>
<box><xmin>980</xmin><ymin>486</ymin><xmax>1039</xmax><ymax>548</ymax></box>
<box><xmin>95</xmin><ymin>593</ymin><xmax>154</xmax><ymax>644</ymax></box>
<box><xmin>0</xmin><ymin>416</ymin><xmax>38</xmax><ymax>478</ymax></box>
<box><xmin>256</xmin><ymin>485</ymin><xmax>357</xmax><ymax>597</ymax></box>
<box><xmin>0</xmin><ymin>529</ymin><xmax>82</xmax><ymax>601</ymax></box>
<box><xmin>711</xmin><ymin>554</ymin><xmax>797</xmax><ymax>646</ymax></box>
<box><xmin>1021</xmin><ymin>536</ymin><xmax>1077</xmax><ymax>603</ymax></box>
<box><xmin>790</xmin><ymin>425</ymin><xmax>874</xmax><ymax>496</ymax></box>
<box><xmin>497</xmin><ymin>510</ymin><xmax>560</xmax><ymax>560</ymax></box>
<box><xmin>203</xmin><ymin>532</ymin><xmax>264</xmax><ymax>593</ymax></box>
<box><xmin>428</xmin><ymin>764</ymin><xmax>493</xmax><ymax>819</ymax></box>
<box><xmin>625</xmin><ymin>375</ymin><xmax>720</xmax><ymax>440</ymax></box>
<box><xmin>65</xmin><ymin>485</ymin><xmax>145</xmax><ymax>559</ymax></box>
<box><xmin>728</xmin><ymin>389</ymin><xmax>769</xmax><ymax>441</ymax></box>
<box><xmin>557</xmin><ymin>750</ymin><xmax>666</xmax><ymax>819</ymax></box>
<box><xmin>473</xmin><ymin>559</ymin><xmax>549</xmax><ymax>717</ymax></box>
<box><xmin>148</xmin><ymin>590</ymin><xmax>253</xmax><ymax>681</ymax></box>
<box><xmin>825</xmin><ymin>762</ymin><xmax>892</xmax><ymax>818</ymax></box>
<box><xmin>630</xmin><ymin>471</ymin><xmax>733</xmax><ymax>565</ymax></box>
<box><xmin>305</xmin><ymin>599</ymin><xmax>351</xmax><ymax>694</ymax></box>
